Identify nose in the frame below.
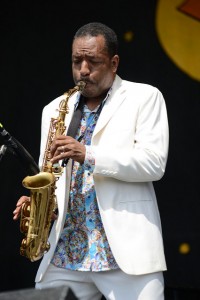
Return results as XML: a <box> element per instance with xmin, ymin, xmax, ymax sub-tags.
<box><xmin>80</xmin><ymin>61</ymin><xmax>90</xmax><ymax>77</ymax></box>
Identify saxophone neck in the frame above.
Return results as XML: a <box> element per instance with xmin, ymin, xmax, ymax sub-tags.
<box><xmin>59</xmin><ymin>81</ymin><xmax>86</xmax><ymax>123</ymax></box>
<box><xmin>63</xmin><ymin>80</ymin><xmax>86</xmax><ymax>98</ymax></box>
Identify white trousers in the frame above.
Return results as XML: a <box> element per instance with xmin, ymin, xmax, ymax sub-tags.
<box><xmin>35</xmin><ymin>264</ymin><xmax>164</xmax><ymax>300</ymax></box>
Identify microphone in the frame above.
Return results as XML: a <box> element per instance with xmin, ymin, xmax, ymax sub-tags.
<box><xmin>0</xmin><ymin>144</ymin><xmax>7</xmax><ymax>162</ymax></box>
<box><xmin>0</xmin><ymin>123</ymin><xmax>39</xmax><ymax>175</ymax></box>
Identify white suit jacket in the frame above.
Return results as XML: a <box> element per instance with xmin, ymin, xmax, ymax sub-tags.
<box><xmin>35</xmin><ymin>75</ymin><xmax>169</xmax><ymax>282</ymax></box>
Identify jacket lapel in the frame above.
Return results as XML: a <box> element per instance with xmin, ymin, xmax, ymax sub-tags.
<box><xmin>93</xmin><ymin>75</ymin><xmax>126</xmax><ymax>137</ymax></box>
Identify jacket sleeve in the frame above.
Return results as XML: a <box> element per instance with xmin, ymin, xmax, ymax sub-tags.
<box><xmin>94</xmin><ymin>87</ymin><xmax>169</xmax><ymax>182</ymax></box>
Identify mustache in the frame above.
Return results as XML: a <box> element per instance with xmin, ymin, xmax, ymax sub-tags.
<box><xmin>79</xmin><ymin>78</ymin><xmax>94</xmax><ymax>85</ymax></box>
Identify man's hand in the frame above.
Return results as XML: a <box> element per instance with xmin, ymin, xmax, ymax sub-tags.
<box><xmin>50</xmin><ymin>135</ymin><xmax>86</xmax><ymax>164</ymax></box>
<box><xmin>13</xmin><ymin>196</ymin><xmax>58</xmax><ymax>221</ymax></box>
<box><xmin>13</xmin><ymin>196</ymin><xmax>30</xmax><ymax>220</ymax></box>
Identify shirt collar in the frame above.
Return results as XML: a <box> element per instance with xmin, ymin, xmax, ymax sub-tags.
<box><xmin>74</xmin><ymin>87</ymin><xmax>112</xmax><ymax>111</ymax></box>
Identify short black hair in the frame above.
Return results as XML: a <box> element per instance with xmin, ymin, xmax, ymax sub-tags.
<box><xmin>73</xmin><ymin>22</ymin><xmax>118</xmax><ymax>58</ymax></box>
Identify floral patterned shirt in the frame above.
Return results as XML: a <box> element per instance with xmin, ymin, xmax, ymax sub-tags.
<box><xmin>51</xmin><ymin>101</ymin><xmax>118</xmax><ymax>272</ymax></box>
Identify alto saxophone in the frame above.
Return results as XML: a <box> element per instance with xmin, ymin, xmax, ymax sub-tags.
<box><xmin>20</xmin><ymin>81</ymin><xmax>86</xmax><ymax>262</ymax></box>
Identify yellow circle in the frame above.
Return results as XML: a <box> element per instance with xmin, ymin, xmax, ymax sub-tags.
<box><xmin>179</xmin><ymin>243</ymin><xmax>191</xmax><ymax>254</ymax></box>
<box><xmin>124</xmin><ymin>31</ymin><xmax>134</xmax><ymax>42</ymax></box>
<box><xmin>156</xmin><ymin>0</ymin><xmax>200</xmax><ymax>81</ymax></box>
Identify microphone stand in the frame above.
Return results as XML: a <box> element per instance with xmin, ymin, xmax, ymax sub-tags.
<box><xmin>0</xmin><ymin>124</ymin><xmax>39</xmax><ymax>175</ymax></box>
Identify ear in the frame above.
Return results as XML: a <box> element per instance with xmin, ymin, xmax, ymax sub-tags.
<box><xmin>111</xmin><ymin>55</ymin><xmax>119</xmax><ymax>72</ymax></box>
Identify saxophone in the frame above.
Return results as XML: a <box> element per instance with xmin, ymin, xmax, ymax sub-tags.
<box><xmin>20</xmin><ymin>81</ymin><xmax>86</xmax><ymax>262</ymax></box>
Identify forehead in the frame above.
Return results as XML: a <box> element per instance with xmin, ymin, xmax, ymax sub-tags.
<box><xmin>72</xmin><ymin>35</ymin><xmax>107</xmax><ymax>56</ymax></box>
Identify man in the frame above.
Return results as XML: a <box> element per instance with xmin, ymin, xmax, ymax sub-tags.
<box><xmin>13</xmin><ymin>22</ymin><xmax>169</xmax><ymax>300</ymax></box>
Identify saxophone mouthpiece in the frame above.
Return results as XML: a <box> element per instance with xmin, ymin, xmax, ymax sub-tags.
<box><xmin>78</xmin><ymin>81</ymin><xmax>86</xmax><ymax>91</ymax></box>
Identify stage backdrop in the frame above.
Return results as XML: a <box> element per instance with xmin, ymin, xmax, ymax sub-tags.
<box><xmin>0</xmin><ymin>0</ymin><xmax>200</xmax><ymax>293</ymax></box>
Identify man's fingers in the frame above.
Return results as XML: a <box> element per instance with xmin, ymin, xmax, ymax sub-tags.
<box><xmin>13</xmin><ymin>208</ymin><xmax>21</xmax><ymax>220</ymax></box>
<box><xmin>17</xmin><ymin>196</ymin><xmax>30</xmax><ymax>206</ymax></box>
<box><xmin>13</xmin><ymin>196</ymin><xmax>30</xmax><ymax>220</ymax></box>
